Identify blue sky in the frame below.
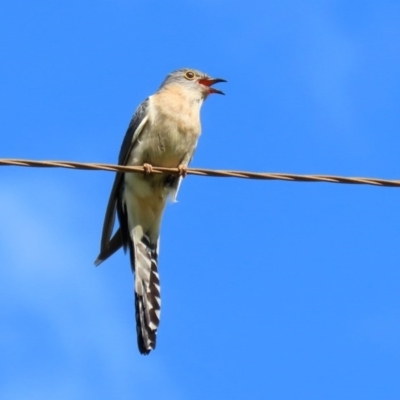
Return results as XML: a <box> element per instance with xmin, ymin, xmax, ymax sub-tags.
<box><xmin>1</xmin><ymin>1</ymin><xmax>400</xmax><ymax>399</ymax></box>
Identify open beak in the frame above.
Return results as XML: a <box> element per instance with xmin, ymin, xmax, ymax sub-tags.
<box><xmin>198</xmin><ymin>77</ymin><xmax>227</xmax><ymax>95</ymax></box>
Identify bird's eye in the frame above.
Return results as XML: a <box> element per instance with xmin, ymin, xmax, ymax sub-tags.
<box><xmin>184</xmin><ymin>71</ymin><xmax>196</xmax><ymax>80</ymax></box>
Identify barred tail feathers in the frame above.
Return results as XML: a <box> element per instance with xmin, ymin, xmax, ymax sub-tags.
<box><xmin>133</xmin><ymin>233</ymin><xmax>161</xmax><ymax>355</ymax></box>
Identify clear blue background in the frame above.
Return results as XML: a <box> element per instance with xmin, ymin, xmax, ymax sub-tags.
<box><xmin>1</xmin><ymin>1</ymin><xmax>400</xmax><ymax>399</ymax></box>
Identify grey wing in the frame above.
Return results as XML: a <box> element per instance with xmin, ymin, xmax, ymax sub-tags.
<box><xmin>95</xmin><ymin>98</ymin><xmax>150</xmax><ymax>265</ymax></box>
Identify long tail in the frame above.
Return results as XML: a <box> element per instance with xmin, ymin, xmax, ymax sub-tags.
<box><xmin>132</xmin><ymin>233</ymin><xmax>161</xmax><ymax>355</ymax></box>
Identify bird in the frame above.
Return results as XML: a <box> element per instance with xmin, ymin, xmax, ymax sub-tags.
<box><xmin>95</xmin><ymin>68</ymin><xmax>226</xmax><ymax>354</ymax></box>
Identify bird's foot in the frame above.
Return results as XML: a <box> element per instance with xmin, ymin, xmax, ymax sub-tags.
<box><xmin>143</xmin><ymin>163</ymin><xmax>154</xmax><ymax>175</ymax></box>
<box><xmin>177</xmin><ymin>164</ymin><xmax>188</xmax><ymax>178</ymax></box>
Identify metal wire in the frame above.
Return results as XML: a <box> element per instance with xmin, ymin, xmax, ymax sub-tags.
<box><xmin>0</xmin><ymin>158</ymin><xmax>399</xmax><ymax>188</ymax></box>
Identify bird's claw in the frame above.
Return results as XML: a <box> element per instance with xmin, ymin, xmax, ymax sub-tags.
<box><xmin>177</xmin><ymin>165</ymin><xmax>188</xmax><ymax>178</ymax></box>
<box><xmin>143</xmin><ymin>163</ymin><xmax>154</xmax><ymax>175</ymax></box>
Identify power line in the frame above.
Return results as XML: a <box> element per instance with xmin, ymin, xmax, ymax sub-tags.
<box><xmin>0</xmin><ymin>158</ymin><xmax>399</xmax><ymax>188</ymax></box>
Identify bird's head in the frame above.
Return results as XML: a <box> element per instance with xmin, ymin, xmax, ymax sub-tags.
<box><xmin>159</xmin><ymin>68</ymin><xmax>226</xmax><ymax>99</ymax></box>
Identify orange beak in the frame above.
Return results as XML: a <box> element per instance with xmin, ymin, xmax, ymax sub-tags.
<box><xmin>198</xmin><ymin>77</ymin><xmax>227</xmax><ymax>95</ymax></box>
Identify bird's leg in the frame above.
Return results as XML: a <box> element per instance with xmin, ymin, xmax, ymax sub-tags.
<box><xmin>177</xmin><ymin>164</ymin><xmax>188</xmax><ymax>178</ymax></box>
<box><xmin>143</xmin><ymin>163</ymin><xmax>154</xmax><ymax>175</ymax></box>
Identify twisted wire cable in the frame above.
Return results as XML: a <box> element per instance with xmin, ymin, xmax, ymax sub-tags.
<box><xmin>0</xmin><ymin>158</ymin><xmax>399</xmax><ymax>188</ymax></box>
